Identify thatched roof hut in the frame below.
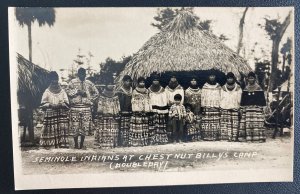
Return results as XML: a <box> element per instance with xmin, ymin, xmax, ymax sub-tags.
<box><xmin>17</xmin><ymin>53</ymin><xmax>51</xmax><ymax>108</ymax></box>
<box><xmin>118</xmin><ymin>10</ymin><xmax>252</xmax><ymax>88</ymax></box>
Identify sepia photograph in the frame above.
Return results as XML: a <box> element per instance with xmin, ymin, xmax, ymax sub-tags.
<box><xmin>9</xmin><ymin>7</ymin><xmax>294</xmax><ymax>190</ymax></box>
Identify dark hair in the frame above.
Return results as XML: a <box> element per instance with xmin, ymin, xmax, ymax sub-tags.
<box><xmin>122</xmin><ymin>75</ymin><xmax>132</xmax><ymax>82</ymax></box>
<box><xmin>152</xmin><ymin>73</ymin><xmax>160</xmax><ymax>81</ymax></box>
<box><xmin>247</xmin><ymin>71</ymin><xmax>256</xmax><ymax>78</ymax></box>
<box><xmin>174</xmin><ymin>94</ymin><xmax>182</xmax><ymax>101</ymax></box>
<box><xmin>78</xmin><ymin>67</ymin><xmax>86</xmax><ymax>74</ymax></box>
<box><xmin>170</xmin><ymin>72</ymin><xmax>176</xmax><ymax>78</ymax></box>
<box><xmin>106</xmin><ymin>76</ymin><xmax>114</xmax><ymax>85</ymax></box>
<box><xmin>49</xmin><ymin>71</ymin><xmax>59</xmax><ymax>81</ymax></box>
<box><xmin>226</xmin><ymin>72</ymin><xmax>235</xmax><ymax>79</ymax></box>
<box><xmin>190</xmin><ymin>76</ymin><xmax>197</xmax><ymax>81</ymax></box>
<box><xmin>207</xmin><ymin>69</ymin><xmax>217</xmax><ymax>77</ymax></box>
<box><xmin>137</xmin><ymin>77</ymin><xmax>145</xmax><ymax>83</ymax></box>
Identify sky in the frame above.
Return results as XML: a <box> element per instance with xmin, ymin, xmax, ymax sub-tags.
<box><xmin>9</xmin><ymin>7</ymin><xmax>293</xmax><ymax>80</ymax></box>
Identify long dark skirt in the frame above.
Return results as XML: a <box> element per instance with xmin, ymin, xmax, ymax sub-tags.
<box><xmin>220</xmin><ymin>109</ymin><xmax>240</xmax><ymax>141</ymax></box>
<box><xmin>201</xmin><ymin>107</ymin><xmax>220</xmax><ymax>141</ymax></box>
<box><xmin>129</xmin><ymin>113</ymin><xmax>149</xmax><ymax>147</ymax></box>
<box><xmin>119</xmin><ymin>112</ymin><xmax>131</xmax><ymax>147</ymax></box>
<box><xmin>94</xmin><ymin>114</ymin><xmax>119</xmax><ymax>149</ymax></box>
<box><xmin>239</xmin><ymin>106</ymin><xmax>266</xmax><ymax>142</ymax></box>
<box><xmin>69</xmin><ymin>105</ymin><xmax>92</xmax><ymax>137</ymax></box>
<box><xmin>40</xmin><ymin>108</ymin><xmax>69</xmax><ymax>148</ymax></box>
<box><xmin>148</xmin><ymin>113</ymin><xmax>169</xmax><ymax>145</ymax></box>
<box><xmin>185</xmin><ymin>115</ymin><xmax>201</xmax><ymax>141</ymax></box>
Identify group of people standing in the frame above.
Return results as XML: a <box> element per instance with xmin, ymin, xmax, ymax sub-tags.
<box><xmin>39</xmin><ymin>68</ymin><xmax>267</xmax><ymax>150</ymax></box>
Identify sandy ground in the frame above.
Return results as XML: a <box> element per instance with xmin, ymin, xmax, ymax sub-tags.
<box><xmin>21</xmin><ymin>134</ymin><xmax>293</xmax><ymax>174</ymax></box>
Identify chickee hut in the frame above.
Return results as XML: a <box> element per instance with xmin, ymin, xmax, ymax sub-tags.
<box><xmin>118</xmin><ymin>10</ymin><xmax>252</xmax><ymax>88</ymax></box>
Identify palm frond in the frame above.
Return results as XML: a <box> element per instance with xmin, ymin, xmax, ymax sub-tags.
<box><xmin>17</xmin><ymin>53</ymin><xmax>51</xmax><ymax>108</ymax></box>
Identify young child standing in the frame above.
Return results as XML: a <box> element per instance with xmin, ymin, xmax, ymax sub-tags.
<box><xmin>184</xmin><ymin>103</ymin><xmax>201</xmax><ymax>142</ymax></box>
<box><xmin>168</xmin><ymin>94</ymin><xmax>186</xmax><ymax>144</ymax></box>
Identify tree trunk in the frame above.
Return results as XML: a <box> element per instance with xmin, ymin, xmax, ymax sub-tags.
<box><xmin>237</xmin><ymin>7</ymin><xmax>248</xmax><ymax>55</ymax></box>
<box><xmin>281</xmin><ymin>53</ymin><xmax>286</xmax><ymax>73</ymax></box>
<box><xmin>268</xmin><ymin>40</ymin><xmax>280</xmax><ymax>92</ymax></box>
<box><xmin>267</xmin><ymin>11</ymin><xmax>291</xmax><ymax>92</ymax></box>
<box><xmin>28</xmin><ymin>23</ymin><xmax>32</xmax><ymax>62</ymax></box>
<box><xmin>287</xmin><ymin>53</ymin><xmax>292</xmax><ymax>93</ymax></box>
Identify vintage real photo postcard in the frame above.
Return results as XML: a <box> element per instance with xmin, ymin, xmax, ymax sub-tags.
<box><xmin>9</xmin><ymin>7</ymin><xmax>294</xmax><ymax>190</ymax></box>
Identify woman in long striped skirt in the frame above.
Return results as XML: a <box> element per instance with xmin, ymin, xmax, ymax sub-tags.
<box><xmin>94</xmin><ymin>84</ymin><xmax>120</xmax><ymax>149</ymax></box>
<box><xmin>239</xmin><ymin>72</ymin><xmax>267</xmax><ymax>143</ymax></box>
<box><xmin>117</xmin><ymin>75</ymin><xmax>133</xmax><ymax>147</ymax></box>
<box><xmin>129</xmin><ymin>77</ymin><xmax>151</xmax><ymax>147</ymax></box>
<box><xmin>40</xmin><ymin>71</ymin><xmax>70</xmax><ymax>148</ymax></box>
<box><xmin>184</xmin><ymin>77</ymin><xmax>202</xmax><ymax>141</ymax></box>
<box><xmin>148</xmin><ymin>74</ymin><xmax>169</xmax><ymax>145</ymax></box>
<box><xmin>200</xmin><ymin>72</ymin><xmax>221</xmax><ymax>141</ymax></box>
<box><xmin>220</xmin><ymin>72</ymin><xmax>242</xmax><ymax>142</ymax></box>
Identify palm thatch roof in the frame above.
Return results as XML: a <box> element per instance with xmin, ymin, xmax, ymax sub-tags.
<box><xmin>17</xmin><ymin>53</ymin><xmax>51</xmax><ymax>108</ymax></box>
<box><xmin>118</xmin><ymin>10</ymin><xmax>252</xmax><ymax>84</ymax></box>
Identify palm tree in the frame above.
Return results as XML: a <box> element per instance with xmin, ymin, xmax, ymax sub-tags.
<box><xmin>15</xmin><ymin>7</ymin><xmax>56</xmax><ymax>62</ymax></box>
<box><xmin>15</xmin><ymin>8</ymin><xmax>55</xmax><ymax>145</ymax></box>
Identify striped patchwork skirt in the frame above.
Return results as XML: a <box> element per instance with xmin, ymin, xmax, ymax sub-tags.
<box><xmin>201</xmin><ymin>107</ymin><xmax>220</xmax><ymax>141</ymax></box>
<box><xmin>39</xmin><ymin>108</ymin><xmax>69</xmax><ymax>148</ymax></box>
<box><xmin>185</xmin><ymin>115</ymin><xmax>201</xmax><ymax>141</ymax></box>
<box><xmin>148</xmin><ymin>113</ymin><xmax>169</xmax><ymax>145</ymax></box>
<box><xmin>220</xmin><ymin>109</ymin><xmax>240</xmax><ymax>141</ymax></box>
<box><xmin>239</xmin><ymin>106</ymin><xmax>266</xmax><ymax>142</ymax></box>
<box><xmin>94</xmin><ymin>114</ymin><xmax>119</xmax><ymax>149</ymax></box>
<box><xmin>69</xmin><ymin>105</ymin><xmax>92</xmax><ymax>137</ymax></box>
<box><xmin>129</xmin><ymin>113</ymin><xmax>149</xmax><ymax>147</ymax></box>
<box><xmin>119</xmin><ymin>112</ymin><xmax>131</xmax><ymax>147</ymax></box>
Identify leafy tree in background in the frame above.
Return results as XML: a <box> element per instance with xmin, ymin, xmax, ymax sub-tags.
<box><xmin>15</xmin><ymin>8</ymin><xmax>56</xmax><ymax>62</ymax></box>
<box><xmin>255</xmin><ymin>38</ymin><xmax>292</xmax><ymax>92</ymax></box>
<box><xmin>280</xmin><ymin>38</ymin><xmax>292</xmax><ymax>73</ymax></box>
<box><xmin>151</xmin><ymin>7</ymin><xmax>229</xmax><ymax>42</ymax></box>
<box><xmin>152</xmin><ymin>7</ymin><xmax>212</xmax><ymax>31</ymax></box>
<box><xmin>259</xmin><ymin>11</ymin><xmax>292</xmax><ymax>92</ymax></box>
<box><xmin>151</xmin><ymin>8</ymin><xmax>179</xmax><ymax>30</ymax></box>
<box><xmin>91</xmin><ymin>56</ymin><xmax>132</xmax><ymax>86</ymax></box>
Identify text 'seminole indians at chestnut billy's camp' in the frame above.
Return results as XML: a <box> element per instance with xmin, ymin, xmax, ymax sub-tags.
<box><xmin>8</xmin><ymin>7</ymin><xmax>294</xmax><ymax>190</ymax></box>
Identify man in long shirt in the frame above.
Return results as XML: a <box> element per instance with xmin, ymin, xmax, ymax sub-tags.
<box><xmin>67</xmin><ymin>68</ymin><xmax>99</xmax><ymax>149</ymax></box>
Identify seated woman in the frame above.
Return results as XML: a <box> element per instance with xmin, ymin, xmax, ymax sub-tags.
<box><xmin>94</xmin><ymin>80</ymin><xmax>120</xmax><ymax>149</ymax></box>
<box><xmin>40</xmin><ymin>71</ymin><xmax>70</xmax><ymax>148</ymax></box>
<box><xmin>239</xmin><ymin>72</ymin><xmax>267</xmax><ymax>143</ymax></box>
